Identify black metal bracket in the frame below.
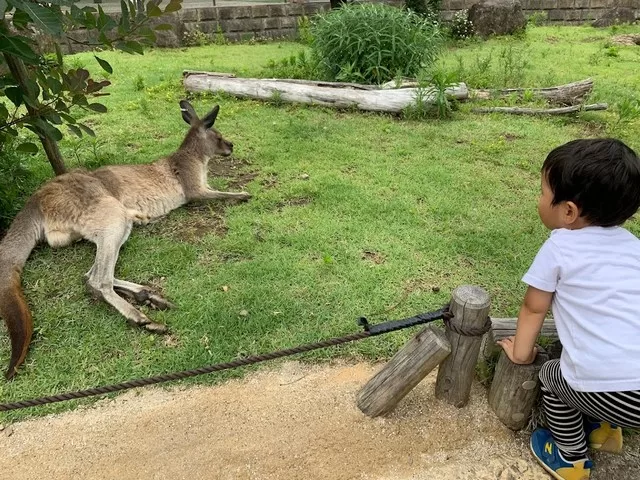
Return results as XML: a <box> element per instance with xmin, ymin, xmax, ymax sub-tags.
<box><xmin>358</xmin><ymin>304</ymin><xmax>450</xmax><ymax>336</ymax></box>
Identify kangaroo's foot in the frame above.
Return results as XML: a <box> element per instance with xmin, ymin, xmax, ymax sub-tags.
<box><xmin>113</xmin><ymin>279</ymin><xmax>175</xmax><ymax>310</ymax></box>
<box><xmin>87</xmin><ymin>281</ymin><xmax>169</xmax><ymax>334</ymax></box>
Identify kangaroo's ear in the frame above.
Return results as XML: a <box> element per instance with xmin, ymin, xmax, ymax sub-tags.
<box><xmin>179</xmin><ymin>100</ymin><xmax>198</xmax><ymax>125</ymax></box>
<box><xmin>202</xmin><ymin>105</ymin><xmax>220</xmax><ymax>129</ymax></box>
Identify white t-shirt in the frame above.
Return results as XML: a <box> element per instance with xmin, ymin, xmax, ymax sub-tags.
<box><xmin>522</xmin><ymin>226</ymin><xmax>640</xmax><ymax>392</ymax></box>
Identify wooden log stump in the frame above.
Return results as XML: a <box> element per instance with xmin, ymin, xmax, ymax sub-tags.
<box><xmin>357</xmin><ymin>325</ymin><xmax>451</xmax><ymax>417</ymax></box>
<box><xmin>479</xmin><ymin>317</ymin><xmax>557</xmax><ymax>362</ymax></box>
<box><xmin>488</xmin><ymin>348</ymin><xmax>549</xmax><ymax>430</ymax></box>
<box><xmin>435</xmin><ymin>285</ymin><xmax>491</xmax><ymax>407</ymax></box>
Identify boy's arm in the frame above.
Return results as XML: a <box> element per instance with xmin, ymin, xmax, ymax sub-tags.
<box><xmin>498</xmin><ymin>286</ymin><xmax>553</xmax><ymax>364</ymax></box>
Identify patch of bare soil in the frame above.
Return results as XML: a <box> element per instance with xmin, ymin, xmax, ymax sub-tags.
<box><xmin>1</xmin><ymin>361</ymin><xmax>637</xmax><ymax>480</ymax></box>
<box><xmin>611</xmin><ymin>34</ymin><xmax>640</xmax><ymax>46</ymax></box>
<box><xmin>142</xmin><ymin>156</ymin><xmax>256</xmax><ymax>243</ymax></box>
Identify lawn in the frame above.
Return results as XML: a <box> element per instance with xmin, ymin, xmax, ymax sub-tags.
<box><xmin>0</xmin><ymin>23</ymin><xmax>639</xmax><ymax>421</ymax></box>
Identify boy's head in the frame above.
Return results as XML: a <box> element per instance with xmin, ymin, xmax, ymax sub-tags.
<box><xmin>538</xmin><ymin>138</ymin><xmax>640</xmax><ymax>230</ymax></box>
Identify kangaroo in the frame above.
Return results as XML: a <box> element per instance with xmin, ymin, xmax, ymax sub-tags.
<box><xmin>0</xmin><ymin>100</ymin><xmax>251</xmax><ymax>379</ymax></box>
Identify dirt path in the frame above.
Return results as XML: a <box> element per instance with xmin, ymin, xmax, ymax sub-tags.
<box><xmin>1</xmin><ymin>361</ymin><xmax>638</xmax><ymax>479</ymax></box>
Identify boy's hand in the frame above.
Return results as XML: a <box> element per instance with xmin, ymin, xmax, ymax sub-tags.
<box><xmin>496</xmin><ymin>336</ymin><xmax>538</xmax><ymax>365</ymax></box>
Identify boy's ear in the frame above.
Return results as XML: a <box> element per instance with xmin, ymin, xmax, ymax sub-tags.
<box><xmin>563</xmin><ymin>201</ymin><xmax>581</xmax><ymax>224</ymax></box>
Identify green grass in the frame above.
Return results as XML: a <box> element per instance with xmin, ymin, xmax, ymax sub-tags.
<box><xmin>1</xmin><ymin>24</ymin><xmax>639</xmax><ymax>421</ymax></box>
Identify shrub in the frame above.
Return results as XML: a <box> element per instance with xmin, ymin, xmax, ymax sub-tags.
<box><xmin>310</xmin><ymin>3</ymin><xmax>442</xmax><ymax>84</ymax></box>
<box><xmin>447</xmin><ymin>10</ymin><xmax>474</xmax><ymax>40</ymax></box>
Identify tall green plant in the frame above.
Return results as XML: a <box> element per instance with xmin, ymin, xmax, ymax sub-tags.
<box><xmin>311</xmin><ymin>3</ymin><xmax>442</xmax><ymax>85</ymax></box>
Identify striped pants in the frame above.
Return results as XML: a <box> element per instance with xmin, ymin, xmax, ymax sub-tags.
<box><xmin>538</xmin><ymin>359</ymin><xmax>640</xmax><ymax>460</ymax></box>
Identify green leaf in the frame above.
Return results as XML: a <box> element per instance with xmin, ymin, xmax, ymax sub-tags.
<box><xmin>146</xmin><ymin>1</ymin><xmax>162</xmax><ymax>17</ymax></box>
<box><xmin>163</xmin><ymin>0</ymin><xmax>182</xmax><ymax>14</ymax></box>
<box><xmin>78</xmin><ymin>123</ymin><xmax>95</xmax><ymax>137</ymax></box>
<box><xmin>4</xmin><ymin>86</ymin><xmax>23</xmax><ymax>107</ymax></box>
<box><xmin>9</xmin><ymin>0</ymin><xmax>63</xmax><ymax>36</ymax></box>
<box><xmin>32</xmin><ymin>118</ymin><xmax>63</xmax><ymax>141</ymax></box>
<box><xmin>46</xmin><ymin>76</ymin><xmax>63</xmax><ymax>94</ymax></box>
<box><xmin>124</xmin><ymin>40</ymin><xmax>144</xmax><ymax>54</ymax></box>
<box><xmin>0</xmin><ymin>33</ymin><xmax>38</xmax><ymax>63</ymax></box>
<box><xmin>16</xmin><ymin>142</ymin><xmax>39</xmax><ymax>154</ymax></box>
<box><xmin>60</xmin><ymin>112</ymin><xmax>76</xmax><ymax>124</ymax></box>
<box><xmin>153</xmin><ymin>23</ymin><xmax>173</xmax><ymax>31</ymax></box>
<box><xmin>87</xmin><ymin>102</ymin><xmax>107</xmax><ymax>113</ymax></box>
<box><xmin>94</xmin><ymin>55</ymin><xmax>112</xmax><ymax>74</ymax></box>
<box><xmin>119</xmin><ymin>0</ymin><xmax>130</xmax><ymax>29</ymax></box>
<box><xmin>67</xmin><ymin>124</ymin><xmax>82</xmax><ymax>138</ymax></box>
<box><xmin>12</xmin><ymin>9</ymin><xmax>31</xmax><ymax>29</ymax></box>
<box><xmin>55</xmin><ymin>42</ymin><xmax>63</xmax><ymax>66</ymax></box>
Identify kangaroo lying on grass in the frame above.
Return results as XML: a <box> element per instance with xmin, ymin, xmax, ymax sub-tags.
<box><xmin>0</xmin><ymin>100</ymin><xmax>251</xmax><ymax>380</ymax></box>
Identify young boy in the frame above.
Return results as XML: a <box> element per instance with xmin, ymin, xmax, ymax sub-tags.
<box><xmin>497</xmin><ymin>138</ymin><xmax>640</xmax><ymax>480</ymax></box>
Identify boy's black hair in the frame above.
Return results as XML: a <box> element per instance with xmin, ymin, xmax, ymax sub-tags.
<box><xmin>542</xmin><ymin>138</ymin><xmax>640</xmax><ymax>227</ymax></box>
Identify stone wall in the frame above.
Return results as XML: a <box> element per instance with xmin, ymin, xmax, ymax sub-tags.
<box><xmin>440</xmin><ymin>0</ymin><xmax>640</xmax><ymax>22</ymax></box>
<box><xmin>61</xmin><ymin>2</ymin><xmax>330</xmax><ymax>53</ymax></box>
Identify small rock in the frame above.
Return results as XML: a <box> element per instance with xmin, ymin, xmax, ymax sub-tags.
<box><xmin>222</xmin><ymin>285</ymin><xmax>229</xmax><ymax>292</ymax></box>
<box><xmin>239</xmin><ymin>310</ymin><xmax>249</xmax><ymax>317</ymax></box>
<box><xmin>299</xmin><ymin>174</ymin><xmax>310</xmax><ymax>180</ymax></box>
<box><xmin>4</xmin><ymin>426</ymin><xmax>14</xmax><ymax>437</ymax></box>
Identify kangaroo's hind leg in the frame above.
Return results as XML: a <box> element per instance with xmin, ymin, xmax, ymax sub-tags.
<box><xmin>113</xmin><ymin>279</ymin><xmax>175</xmax><ymax>310</ymax></box>
<box><xmin>84</xmin><ymin>206</ymin><xmax>167</xmax><ymax>334</ymax></box>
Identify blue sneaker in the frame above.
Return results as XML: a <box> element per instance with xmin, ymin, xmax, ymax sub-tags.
<box><xmin>530</xmin><ymin>428</ymin><xmax>593</xmax><ymax>480</ymax></box>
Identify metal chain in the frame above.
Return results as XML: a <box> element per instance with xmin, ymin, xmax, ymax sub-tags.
<box><xmin>0</xmin><ymin>306</ymin><xmax>450</xmax><ymax>413</ymax></box>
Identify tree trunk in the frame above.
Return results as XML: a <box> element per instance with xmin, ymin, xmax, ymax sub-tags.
<box><xmin>182</xmin><ymin>71</ymin><xmax>469</xmax><ymax>114</ymax></box>
<box><xmin>3</xmin><ymin>54</ymin><xmax>67</xmax><ymax>175</ymax></box>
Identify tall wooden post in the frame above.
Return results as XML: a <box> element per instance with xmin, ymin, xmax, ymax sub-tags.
<box><xmin>435</xmin><ymin>285</ymin><xmax>491</xmax><ymax>407</ymax></box>
<box><xmin>357</xmin><ymin>325</ymin><xmax>451</xmax><ymax>417</ymax></box>
<box><xmin>488</xmin><ymin>348</ymin><xmax>549</xmax><ymax>430</ymax></box>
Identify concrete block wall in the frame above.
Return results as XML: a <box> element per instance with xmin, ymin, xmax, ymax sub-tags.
<box><xmin>440</xmin><ymin>0</ymin><xmax>640</xmax><ymax>23</ymax></box>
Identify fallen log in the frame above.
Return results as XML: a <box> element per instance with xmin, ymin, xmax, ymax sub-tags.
<box><xmin>471</xmin><ymin>78</ymin><xmax>594</xmax><ymax>105</ymax></box>
<box><xmin>480</xmin><ymin>317</ymin><xmax>558</xmax><ymax>362</ymax></box>
<box><xmin>182</xmin><ymin>71</ymin><xmax>469</xmax><ymax>113</ymax></box>
<box><xmin>472</xmin><ymin>103</ymin><xmax>607</xmax><ymax>115</ymax></box>
<box><xmin>383</xmin><ymin>78</ymin><xmax>594</xmax><ymax>106</ymax></box>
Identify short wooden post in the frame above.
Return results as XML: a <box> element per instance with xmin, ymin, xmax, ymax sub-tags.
<box><xmin>488</xmin><ymin>348</ymin><xmax>549</xmax><ymax>430</ymax></box>
<box><xmin>357</xmin><ymin>325</ymin><xmax>451</xmax><ymax>417</ymax></box>
<box><xmin>435</xmin><ymin>285</ymin><xmax>491</xmax><ymax>407</ymax></box>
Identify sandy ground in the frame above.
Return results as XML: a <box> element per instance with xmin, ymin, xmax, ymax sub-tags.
<box><xmin>1</xmin><ymin>361</ymin><xmax>638</xmax><ymax>480</ymax></box>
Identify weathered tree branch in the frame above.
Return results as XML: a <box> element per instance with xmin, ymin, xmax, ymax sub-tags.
<box><xmin>472</xmin><ymin>103</ymin><xmax>608</xmax><ymax>115</ymax></box>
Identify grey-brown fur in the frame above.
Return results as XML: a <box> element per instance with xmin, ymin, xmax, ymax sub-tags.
<box><xmin>0</xmin><ymin>100</ymin><xmax>250</xmax><ymax>379</ymax></box>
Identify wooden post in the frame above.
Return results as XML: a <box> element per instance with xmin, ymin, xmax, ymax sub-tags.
<box><xmin>435</xmin><ymin>285</ymin><xmax>491</xmax><ymax>407</ymax></box>
<box><xmin>357</xmin><ymin>325</ymin><xmax>451</xmax><ymax>417</ymax></box>
<box><xmin>488</xmin><ymin>348</ymin><xmax>549</xmax><ymax>430</ymax></box>
<box><xmin>479</xmin><ymin>317</ymin><xmax>558</xmax><ymax>362</ymax></box>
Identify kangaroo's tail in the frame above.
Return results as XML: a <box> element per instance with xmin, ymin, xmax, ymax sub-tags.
<box><xmin>0</xmin><ymin>197</ymin><xmax>43</xmax><ymax>379</ymax></box>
